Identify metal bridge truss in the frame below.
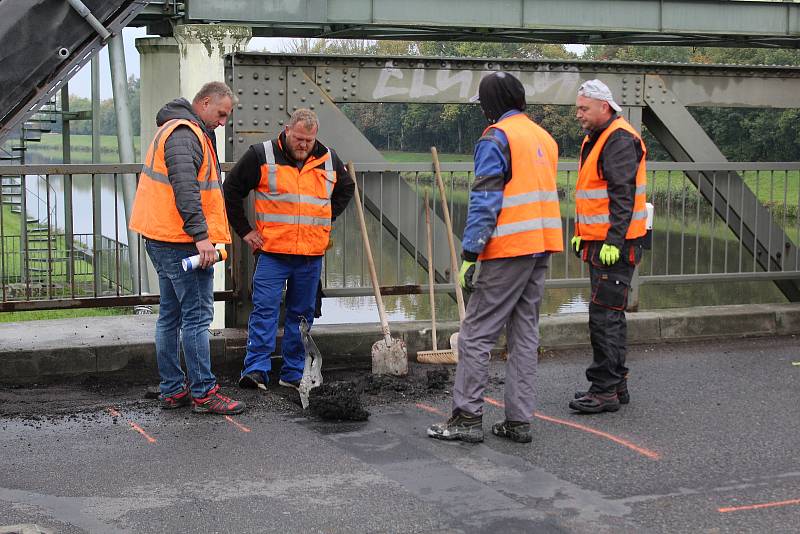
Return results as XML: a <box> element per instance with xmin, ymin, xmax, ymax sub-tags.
<box><xmin>224</xmin><ymin>53</ymin><xmax>800</xmax><ymax>324</ymax></box>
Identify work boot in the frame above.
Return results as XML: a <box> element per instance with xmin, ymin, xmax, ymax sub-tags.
<box><xmin>569</xmin><ymin>391</ymin><xmax>621</xmax><ymax>413</ymax></box>
<box><xmin>160</xmin><ymin>387</ymin><xmax>191</xmax><ymax>409</ymax></box>
<box><xmin>427</xmin><ymin>410</ymin><xmax>484</xmax><ymax>443</ymax></box>
<box><xmin>278</xmin><ymin>379</ymin><xmax>301</xmax><ymax>391</ymax></box>
<box><xmin>575</xmin><ymin>380</ymin><xmax>629</xmax><ymax>404</ymax></box>
<box><xmin>492</xmin><ymin>420</ymin><xmax>532</xmax><ymax>443</ymax></box>
<box><xmin>239</xmin><ymin>372</ymin><xmax>267</xmax><ymax>391</ymax></box>
<box><xmin>192</xmin><ymin>385</ymin><xmax>246</xmax><ymax>415</ymax></box>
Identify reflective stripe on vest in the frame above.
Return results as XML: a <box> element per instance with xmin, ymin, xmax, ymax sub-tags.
<box><xmin>575</xmin><ymin>117</ymin><xmax>647</xmax><ymax>241</ymax></box>
<box><xmin>128</xmin><ymin>118</ymin><xmax>231</xmax><ymax>244</ymax></box>
<box><xmin>477</xmin><ymin>113</ymin><xmax>564</xmax><ymax>260</ymax></box>
<box><xmin>254</xmin><ymin>140</ymin><xmax>336</xmax><ymax>256</ymax></box>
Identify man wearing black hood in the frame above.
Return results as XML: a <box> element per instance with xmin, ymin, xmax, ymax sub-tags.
<box><xmin>130</xmin><ymin>82</ymin><xmax>245</xmax><ymax>415</ymax></box>
<box><xmin>427</xmin><ymin>72</ymin><xmax>563</xmax><ymax>444</ymax></box>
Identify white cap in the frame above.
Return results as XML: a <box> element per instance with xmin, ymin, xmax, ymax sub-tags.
<box><xmin>577</xmin><ymin>79</ymin><xmax>622</xmax><ymax>112</ymax></box>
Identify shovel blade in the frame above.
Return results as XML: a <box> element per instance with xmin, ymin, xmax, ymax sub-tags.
<box><xmin>371</xmin><ymin>337</ymin><xmax>408</xmax><ymax>376</ymax></box>
<box><xmin>299</xmin><ymin>317</ymin><xmax>323</xmax><ymax>409</ymax></box>
<box><xmin>449</xmin><ymin>332</ymin><xmax>459</xmax><ymax>361</ymax></box>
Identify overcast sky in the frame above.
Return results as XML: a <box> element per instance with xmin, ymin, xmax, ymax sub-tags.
<box><xmin>67</xmin><ymin>27</ymin><xmax>290</xmax><ymax>98</ymax></box>
<box><xmin>68</xmin><ymin>28</ymin><xmax>585</xmax><ymax>99</ymax></box>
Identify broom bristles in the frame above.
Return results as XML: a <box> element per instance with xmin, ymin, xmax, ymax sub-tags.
<box><xmin>417</xmin><ymin>349</ymin><xmax>457</xmax><ymax>364</ymax></box>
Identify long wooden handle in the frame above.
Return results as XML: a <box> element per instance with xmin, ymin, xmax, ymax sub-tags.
<box><xmin>431</xmin><ymin>147</ymin><xmax>466</xmax><ymax>322</ymax></box>
<box><xmin>348</xmin><ymin>162</ymin><xmax>393</xmax><ymax>345</ymax></box>
<box><xmin>425</xmin><ymin>190</ymin><xmax>438</xmax><ymax>351</ymax></box>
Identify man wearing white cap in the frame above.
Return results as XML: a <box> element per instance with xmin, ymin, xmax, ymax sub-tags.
<box><xmin>569</xmin><ymin>79</ymin><xmax>648</xmax><ymax>414</ymax></box>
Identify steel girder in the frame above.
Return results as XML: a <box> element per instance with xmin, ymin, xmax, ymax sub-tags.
<box><xmin>138</xmin><ymin>0</ymin><xmax>800</xmax><ymax>48</ymax></box>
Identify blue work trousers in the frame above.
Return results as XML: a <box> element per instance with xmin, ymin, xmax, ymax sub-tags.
<box><xmin>242</xmin><ymin>253</ymin><xmax>322</xmax><ymax>384</ymax></box>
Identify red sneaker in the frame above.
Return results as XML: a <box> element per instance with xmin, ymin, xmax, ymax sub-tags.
<box><xmin>160</xmin><ymin>387</ymin><xmax>191</xmax><ymax>409</ymax></box>
<box><xmin>192</xmin><ymin>385</ymin><xmax>246</xmax><ymax>415</ymax></box>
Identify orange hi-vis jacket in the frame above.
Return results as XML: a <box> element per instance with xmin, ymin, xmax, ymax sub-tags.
<box><xmin>575</xmin><ymin>117</ymin><xmax>647</xmax><ymax>241</ymax></box>
<box><xmin>129</xmin><ymin>119</ymin><xmax>231</xmax><ymax>244</ymax></box>
<box><xmin>478</xmin><ymin>113</ymin><xmax>564</xmax><ymax>261</ymax></box>
<box><xmin>254</xmin><ymin>138</ymin><xmax>336</xmax><ymax>256</ymax></box>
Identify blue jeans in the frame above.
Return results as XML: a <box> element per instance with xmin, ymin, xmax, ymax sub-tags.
<box><xmin>145</xmin><ymin>240</ymin><xmax>216</xmax><ymax>398</ymax></box>
<box><xmin>242</xmin><ymin>253</ymin><xmax>323</xmax><ymax>384</ymax></box>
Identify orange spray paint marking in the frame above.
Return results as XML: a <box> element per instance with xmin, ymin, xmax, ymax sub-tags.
<box><xmin>415</xmin><ymin>402</ymin><xmax>446</xmax><ymax>416</ymax></box>
<box><xmin>718</xmin><ymin>498</ymin><xmax>800</xmax><ymax>513</ymax></box>
<box><xmin>484</xmin><ymin>396</ymin><xmax>660</xmax><ymax>460</ymax></box>
<box><xmin>225</xmin><ymin>415</ymin><xmax>251</xmax><ymax>433</ymax></box>
<box><xmin>106</xmin><ymin>407</ymin><xmax>157</xmax><ymax>444</ymax></box>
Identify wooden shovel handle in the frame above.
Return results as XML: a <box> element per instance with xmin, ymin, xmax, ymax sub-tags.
<box><xmin>425</xmin><ymin>190</ymin><xmax>438</xmax><ymax>351</ymax></box>
<box><xmin>348</xmin><ymin>162</ymin><xmax>393</xmax><ymax>345</ymax></box>
<box><xmin>431</xmin><ymin>147</ymin><xmax>466</xmax><ymax>322</ymax></box>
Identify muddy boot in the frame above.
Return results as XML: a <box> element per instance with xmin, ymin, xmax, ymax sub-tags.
<box><xmin>427</xmin><ymin>411</ymin><xmax>484</xmax><ymax>443</ymax></box>
<box><xmin>492</xmin><ymin>420</ymin><xmax>532</xmax><ymax>443</ymax></box>
<box><xmin>569</xmin><ymin>391</ymin><xmax>621</xmax><ymax>413</ymax></box>
<box><xmin>575</xmin><ymin>379</ymin><xmax>629</xmax><ymax>404</ymax></box>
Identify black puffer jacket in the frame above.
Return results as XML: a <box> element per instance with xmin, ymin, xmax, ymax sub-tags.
<box><xmin>154</xmin><ymin>98</ymin><xmax>218</xmax><ymax>244</ymax></box>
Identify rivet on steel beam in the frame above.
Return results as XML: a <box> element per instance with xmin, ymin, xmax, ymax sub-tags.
<box><xmin>253</xmin><ymin>89</ymin><xmax>259</xmax><ymax>94</ymax></box>
<box><xmin>351</xmin><ymin>82</ymin><xmax>357</xmax><ymax>87</ymax></box>
<box><xmin>279</xmin><ymin>105</ymin><xmax>284</xmax><ymax>110</ymax></box>
<box><xmin>253</xmin><ymin>72</ymin><xmax>259</xmax><ymax>79</ymax></box>
<box><xmin>351</xmin><ymin>72</ymin><xmax>357</xmax><ymax>78</ymax></box>
<box><xmin>291</xmin><ymin>71</ymin><xmax>296</xmax><ymax>77</ymax></box>
<box><xmin>237</xmin><ymin>73</ymin><xmax>243</xmax><ymax>79</ymax></box>
<box><xmin>279</xmin><ymin>120</ymin><xmax>284</xmax><ymax>125</ymax></box>
<box><xmin>265</xmin><ymin>76</ymin><xmax>270</xmax><ymax>80</ymax></box>
<box><xmin>253</xmin><ymin>104</ymin><xmax>258</xmax><ymax>110</ymax></box>
<box><xmin>292</xmin><ymin>89</ymin><xmax>297</xmax><ymax>94</ymax></box>
<box><xmin>310</xmin><ymin>105</ymin><xmax>315</xmax><ymax>109</ymax></box>
<box><xmin>292</xmin><ymin>106</ymin><xmax>297</xmax><ymax>111</ymax></box>
<box><xmin>227</xmin><ymin>136</ymin><xmax>233</xmax><ymax>143</ymax></box>
<box><xmin>265</xmin><ymin>90</ymin><xmax>270</xmax><ymax>96</ymax></box>
<box><xmin>325</xmin><ymin>69</ymin><xmax>331</xmax><ymax>74</ymax></box>
<box><xmin>265</xmin><ymin>120</ymin><xmax>270</xmax><ymax>125</ymax></box>
<box><xmin>326</xmin><ymin>78</ymin><xmax>331</xmax><ymax>83</ymax></box>
<box><xmin>253</xmin><ymin>119</ymin><xmax>259</xmax><ymax>125</ymax></box>
<box><xmin>237</xmin><ymin>89</ymin><xmax>243</xmax><ymax>94</ymax></box>
<box><xmin>351</xmin><ymin>91</ymin><xmax>356</xmax><ymax>96</ymax></box>
<box><xmin>320</xmin><ymin>100</ymin><xmax>325</xmax><ymax>105</ymax></box>
<box><xmin>237</xmin><ymin>104</ymin><xmax>243</xmax><ymax>110</ymax></box>
<box><xmin>343</xmin><ymin>77</ymin><xmax>348</xmax><ymax>83</ymax></box>
<box><xmin>238</xmin><ymin>137</ymin><xmax>243</xmax><ymax>143</ymax></box>
<box><xmin>672</xmin><ymin>99</ymin><xmax>676</xmax><ymax>104</ymax></box>
<box><xmin>301</xmin><ymin>97</ymin><xmax>306</xmax><ymax>102</ymax></box>
<box><xmin>342</xmin><ymin>95</ymin><xmax>348</xmax><ymax>100</ymax></box>
<box><xmin>309</xmin><ymin>89</ymin><xmax>314</xmax><ymax>95</ymax></box>
<box><xmin>237</xmin><ymin>120</ymin><xmax>243</xmax><ymax>125</ymax></box>
<box><xmin>279</xmin><ymin>90</ymin><xmax>284</xmax><ymax>95</ymax></box>
<box><xmin>265</xmin><ymin>105</ymin><xmax>270</xmax><ymax>110</ymax></box>
<box><xmin>279</xmin><ymin>76</ymin><xmax>284</xmax><ymax>81</ymax></box>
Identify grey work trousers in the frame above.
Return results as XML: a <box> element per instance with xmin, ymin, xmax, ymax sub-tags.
<box><xmin>452</xmin><ymin>254</ymin><xmax>548</xmax><ymax>422</ymax></box>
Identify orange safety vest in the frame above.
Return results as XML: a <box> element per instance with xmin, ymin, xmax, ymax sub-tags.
<box><xmin>254</xmin><ymin>139</ymin><xmax>336</xmax><ymax>256</ymax></box>
<box><xmin>129</xmin><ymin>119</ymin><xmax>231</xmax><ymax>244</ymax></box>
<box><xmin>478</xmin><ymin>113</ymin><xmax>564</xmax><ymax>261</ymax></box>
<box><xmin>575</xmin><ymin>117</ymin><xmax>647</xmax><ymax>241</ymax></box>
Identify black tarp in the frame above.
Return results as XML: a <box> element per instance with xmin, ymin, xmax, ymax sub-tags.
<box><xmin>0</xmin><ymin>0</ymin><xmax>142</xmax><ymax>140</ymax></box>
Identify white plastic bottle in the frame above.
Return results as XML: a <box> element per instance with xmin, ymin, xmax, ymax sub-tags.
<box><xmin>181</xmin><ymin>248</ymin><xmax>228</xmax><ymax>271</ymax></box>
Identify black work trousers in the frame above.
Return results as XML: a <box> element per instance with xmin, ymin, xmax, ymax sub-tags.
<box><xmin>584</xmin><ymin>241</ymin><xmax>640</xmax><ymax>393</ymax></box>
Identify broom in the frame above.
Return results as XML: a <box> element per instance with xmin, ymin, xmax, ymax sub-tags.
<box><xmin>417</xmin><ymin>190</ymin><xmax>457</xmax><ymax>364</ymax></box>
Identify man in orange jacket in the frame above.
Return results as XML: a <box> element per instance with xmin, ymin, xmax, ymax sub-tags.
<box><xmin>224</xmin><ymin>108</ymin><xmax>354</xmax><ymax>392</ymax></box>
<box><xmin>130</xmin><ymin>82</ymin><xmax>245</xmax><ymax>415</ymax></box>
<box><xmin>427</xmin><ymin>72</ymin><xmax>563</xmax><ymax>444</ymax></box>
<box><xmin>570</xmin><ymin>79</ymin><xmax>647</xmax><ymax>414</ymax></box>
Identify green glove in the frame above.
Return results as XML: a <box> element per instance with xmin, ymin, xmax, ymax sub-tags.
<box><xmin>570</xmin><ymin>235</ymin><xmax>582</xmax><ymax>253</ymax></box>
<box><xmin>599</xmin><ymin>244</ymin><xmax>620</xmax><ymax>265</ymax></box>
<box><xmin>458</xmin><ymin>260</ymin><xmax>477</xmax><ymax>291</ymax></box>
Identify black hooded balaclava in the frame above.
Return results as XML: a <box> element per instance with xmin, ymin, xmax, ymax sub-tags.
<box><xmin>477</xmin><ymin>71</ymin><xmax>526</xmax><ymax>123</ymax></box>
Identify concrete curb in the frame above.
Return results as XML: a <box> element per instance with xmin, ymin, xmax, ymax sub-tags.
<box><xmin>1</xmin><ymin>303</ymin><xmax>799</xmax><ymax>383</ymax></box>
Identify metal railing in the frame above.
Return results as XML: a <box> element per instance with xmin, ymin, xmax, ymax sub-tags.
<box><xmin>1</xmin><ymin>162</ymin><xmax>800</xmax><ymax>312</ymax></box>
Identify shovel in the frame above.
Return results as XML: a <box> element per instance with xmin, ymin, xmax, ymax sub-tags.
<box><xmin>298</xmin><ymin>316</ymin><xmax>323</xmax><ymax>409</ymax></box>
<box><xmin>431</xmin><ymin>147</ymin><xmax>466</xmax><ymax>358</ymax></box>
<box><xmin>348</xmin><ymin>162</ymin><xmax>408</xmax><ymax>376</ymax></box>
